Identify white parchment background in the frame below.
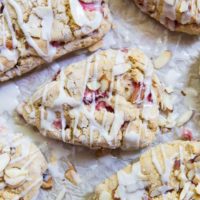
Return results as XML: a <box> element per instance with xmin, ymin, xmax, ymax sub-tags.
<box><xmin>0</xmin><ymin>0</ymin><xmax>200</xmax><ymax>199</ymax></box>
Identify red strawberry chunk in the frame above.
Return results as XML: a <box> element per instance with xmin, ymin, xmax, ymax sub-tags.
<box><xmin>80</xmin><ymin>1</ymin><xmax>102</xmax><ymax>12</ymax></box>
<box><xmin>53</xmin><ymin>119</ymin><xmax>62</xmax><ymax>130</ymax></box>
<box><xmin>50</xmin><ymin>41</ymin><xmax>65</xmax><ymax>48</ymax></box>
<box><xmin>147</xmin><ymin>93</ymin><xmax>153</xmax><ymax>103</ymax></box>
<box><xmin>83</xmin><ymin>88</ymin><xmax>94</xmax><ymax>105</ymax></box>
<box><xmin>173</xmin><ymin>159</ymin><xmax>180</xmax><ymax>170</ymax></box>
<box><xmin>95</xmin><ymin>101</ymin><xmax>114</xmax><ymax>112</ymax></box>
<box><xmin>181</xmin><ymin>128</ymin><xmax>193</xmax><ymax>141</ymax></box>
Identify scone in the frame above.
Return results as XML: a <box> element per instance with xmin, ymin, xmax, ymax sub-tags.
<box><xmin>93</xmin><ymin>140</ymin><xmax>200</xmax><ymax>200</ymax></box>
<box><xmin>18</xmin><ymin>49</ymin><xmax>173</xmax><ymax>150</ymax></box>
<box><xmin>0</xmin><ymin>133</ymin><xmax>47</xmax><ymax>200</ymax></box>
<box><xmin>133</xmin><ymin>0</ymin><xmax>200</xmax><ymax>35</ymax></box>
<box><xmin>0</xmin><ymin>0</ymin><xmax>111</xmax><ymax>82</ymax></box>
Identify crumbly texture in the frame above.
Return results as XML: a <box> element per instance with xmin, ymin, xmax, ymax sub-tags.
<box><xmin>133</xmin><ymin>0</ymin><xmax>200</xmax><ymax>35</ymax></box>
<box><xmin>18</xmin><ymin>48</ymin><xmax>173</xmax><ymax>150</ymax></box>
<box><xmin>0</xmin><ymin>0</ymin><xmax>111</xmax><ymax>82</ymax></box>
<box><xmin>93</xmin><ymin>141</ymin><xmax>200</xmax><ymax>200</ymax></box>
<box><xmin>0</xmin><ymin>134</ymin><xmax>47</xmax><ymax>200</ymax></box>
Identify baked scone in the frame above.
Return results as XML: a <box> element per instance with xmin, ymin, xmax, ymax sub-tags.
<box><xmin>93</xmin><ymin>140</ymin><xmax>200</xmax><ymax>200</ymax></box>
<box><xmin>0</xmin><ymin>0</ymin><xmax>111</xmax><ymax>82</ymax></box>
<box><xmin>133</xmin><ymin>0</ymin><xmax>200</xmax><ymax>35</ymax></box>
<box><xmin>18</xmin><ymin>49</ymin><xmax>173</xmax><ymax>150</ymax></box>
<box><xmin>0</xmin><ymin>133</ymin><xmax>47</xmax><ymax>200</ymax></box>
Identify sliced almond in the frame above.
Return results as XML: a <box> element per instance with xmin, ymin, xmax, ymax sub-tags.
<box><xmin>113</xmin><ymin>63</ymin><xmax>131</xmax><ymax>76</ymax></box>
<box><xmin>5</xmin><ymin>168</ymin><xmax>27</xmax><ymax>178</ymax></box>
<box><xmin>41</xmin><ymin>176</ymin><xmax>53</xmax><ymax>190</ymax></box>
<box><xmin>160</xmin><ymin>92</ymin><xmax>173</xmax><ymax>112</ymax></box>
<box><xmin>99</xmin><ymin>191</ymin><xmax>112</xmax><ymax>200</ymax></box>
<box><xmin>99</xmin><ymin>75</ymin><xmax>110</xmax><ymax>92</ymax></box>
<box><xmin>153</xmin><ymin>51</ymin><xmax>172</xmax><ymax>69</ymax></box>
<box><xmin>176</xmin><ymin>110</ymin><xmax>194</xmax><ymax>127</ymax></box>
<box><xmin>88</xmin><ymin>40</ymin><xmax>103</xmax><ymax>52</ymax></box>
<box><xmin>87</xmin><ymin>80</ymin><xmax>101</xmax><ymax>91</ymax></box>
<box><xmin>0</xmin><ymin>153</ymin><xmax>10</xmax><ymax>173</ymax></box>
<box><xmin>4</xmin><ymin>175</ymin><xmax>26</xmax><ymax>188</ymax></box>
<box><xmin>65</xmin><ymin>163</ymin><xmax>81</xmax><ymax>186</ymax></box>
<box><xmin>165</xmin><ymin>86</ymin><xmax>174</xmax><ymax>94</ymax></box>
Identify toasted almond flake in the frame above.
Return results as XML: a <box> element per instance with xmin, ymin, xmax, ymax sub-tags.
<box><xmin>99</xmin><ymin>191</ymin><xmax>112</xmax><ymax>200</ymax></box>
<box><xmin>160</xmin><ymin>92</ymin><xmax>173</xmax><ymax>112</ymax></box>
<box><xmin>176</xmin><ymin>110</ymin><xmax>194</xmax><ymax>127</ymax></box>
<box><xmin>165</xmin><ymin>86</ymin><xmax>174</xmax><ymax>94</ymax></box>
<box><xmin>88</xmin><ymin>40</ymin><xmax>103</xmax><ymax>52</ymax></box>
<box><xmin>87</xmin><ymin>80</ymin><xmax>101</xmax><ymax>91</ymax></box>
<box><xmin>158</xmin><ymin>115</ymin><xmax>167</xmax><ymax>127</ymax></box>
<box><xmin>153</xmin><ymin>51</ymin><xmax>172</xmax><ymax>69</ymax></box>
<box><xmin>113</xmin><ymin>63</ymin><xmax>131</xmax><ymax>76</ymax></box>
<box><xmin>5</xmin><ymin>168</ymin><xmax>28</xmax><ymax>178</ymax></box>
<box><xmin>65</xmin><ymin>162</ymin><xmax>81</xmax><ymax>186</ymax></box>
<box><xmin>41</xmin><ymin>176</ymin><xmax>53</xmax><ymax>190</ymax></box>
<box><xmin>0</xmin><ymin>153</ymin><xmax>10</xmax><ymax>173</ymax></box>
<box><xmin>182</xmin><ymin>87</ymin><xmax>198</xmax><ymax>97</ymax></box>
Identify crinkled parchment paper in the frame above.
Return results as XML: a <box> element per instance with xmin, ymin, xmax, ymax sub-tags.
<box><xmin>0</xmin><ymin>0</ymin><xmax>200</xmax><ymax>199</ymax></box>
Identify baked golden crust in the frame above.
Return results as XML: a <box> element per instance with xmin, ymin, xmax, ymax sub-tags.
<box><xmin>18</xmin><ymin>49</ymin><xmax>174</xmax><ymax>150</ymax></box>
<box><xmin>133</xmin><ymin>0</ymin><xmax>200</xmax><ymax>35</ymax></box>
<box><xmin>0</xmin><ymin>0</ymin><xmax>111</xmax><ymax>81</ymax></box>
<box><xmin>0</xmin><ymin>133</ymin><xmax>47</xmax><ymax>200</ymax></box>
<box><xmin>93</xmin><ymin>141</ymin><xmax>200</xmax><ymax>200</ymax></box>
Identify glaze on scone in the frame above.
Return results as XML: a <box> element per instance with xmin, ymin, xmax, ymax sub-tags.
<box><xmin>18</xmin><ymin>49</ymin><xmax>173</xmax><ymax>150</ymax></box>
<box><xmin>0</xmin><ymin>0</ymin><xmax>111</xmax><ymax>81</ymax></box>
<box><xmin>133</xmin><ymin>0</ymin><xmax>200</xmax><ymax>35</ymax></box>
<box><xmin>0</xmin><ymin>133</ymin><xmax>47</xmax><ymax>200</ymax></box>
<box><xmin>93</xmin><ymin>141</ymin><xmax>200</xmax><ymax>200</ymax></box>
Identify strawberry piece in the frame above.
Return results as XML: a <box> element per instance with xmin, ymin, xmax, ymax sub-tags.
<box><xmin>181</xmin><ymin>128</ymin><xmax>193</xmax><ymax>141</ymax></box>
<box><xmin>147</xmin><ymin>93</ymin><xmax>153</xmax><ymax>103</ymax></box>
<box><xmin>50</xmin><ymin>41</ymin><xmax>65</xmax><ymax>48</ymax></box>
<box><xmin>83</xmin><ymin>88</ymin><xmax>94</xmax><ymax>105</ymax></box>
<box><xmin>173</xmin><ymin>159</ymin><xmax>180</xmax><ymax>170</ymax></box>
<box><xmin>95</xmin><ymin>101</ymin><xmax>114</xmax><ymax>112</ymax></box>
<box><xmin>79</xmin><ymin>1</ymin><xmax>101</xmax><ymax>12</ymax></box>
<box><xmin>53</xmin><ymin>119</ymin><xmax>62</xmax><ymax>130</ymax></box>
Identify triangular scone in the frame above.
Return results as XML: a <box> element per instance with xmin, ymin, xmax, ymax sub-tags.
<box><xmin>0</xmin><ymin>0</ymin><xmax>111</xmax><ymax>82</ymax></box>
<box><xmin>93</xmin><ymin>141</ymin><xmax>200</xmax><ymax>200</ymax></box>
<box><xmin>18</xmin><ymin>49</ymin><xmax>173</xmax><ymax>150</ymax></box>
<box><xmin>133</xmin><ymin>0</ymin><xmax>200</xmax><ymax>35</ymax></box>
<box><xmin>0</xmin><ymin>133</ymin><xmax>47</xmax><ymax>200</ymax></box>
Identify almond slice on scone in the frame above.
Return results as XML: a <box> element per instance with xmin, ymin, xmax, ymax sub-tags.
<box><xmin>0</xmin><ymin>0</ymin><xmax>111</xmax><ymax>82</ymax></box>
<box><xmin>18</xmin><ymin>49</ymin><xmax>174</xmax><ymax>150</ymax></box>
<box><xmin>0</xmin><ymin>132</ymin><xmax>48</xmax><ymax>200</ymax></box>
<box><xmin>133</xmin><ymin>0</ymin><xmax>200</xmax><ymax>35</ymax></box>
<box><xmin>93</xmin><ymin>140</ymin><xmax>200</xmax><ymax>200</ymax></box>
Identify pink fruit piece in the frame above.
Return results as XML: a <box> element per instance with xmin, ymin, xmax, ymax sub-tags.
<box><xmin>173</xmin><ymin>159</ymin><xmax>180</xmax><ymax>170</ymax></box>
<box><xmin>79</xmin><ymin>0</ymin><xmax>102</xmax><ymax>12</ymax></box>
<box><xmin>53</xmin><ymin>119</ymin><xmax>62</xmax><ymax>130</ymax></box>
<box><xmin>181</xmin><ymin>128</ymin><xmax>193</xmax><ymax>141</ymax></box>
<box><xmin>95</xmin><ymin>101</ymin><xmax>114</xmax><ymax>112</ymax></box>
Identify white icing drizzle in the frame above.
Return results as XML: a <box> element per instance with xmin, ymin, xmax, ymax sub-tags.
<box><xmin>3</xmin><ymin>2</ymin><xmax>18</xmax><ymax>48</ymax></box>
<box><xmin>115</xmin><ymin>163</ymin><xmax>148</xmax><ymax>200</ymax></box>
<box><xmin>7</xmin><ymin>0</ymin><xmax>56</xmax><ymax>62</ymax></box>
<box><xmin>152</xmin><ymin>146</ymin><xmax>174</xmax><ymax>184</ymax></box>
<box><xmin>69</xmin><ymin>0</ymin><xmax>103</xmax><ymax>30</ymax></box>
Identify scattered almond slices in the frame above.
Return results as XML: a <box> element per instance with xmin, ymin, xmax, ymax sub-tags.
<box><xmin>176</xmin><ymin>110</ymin><xmax>194</xmax><ymax>127</ymax></box>
<box><xmin>4</xmin><ymin>167</ymin><xmax>28</xmax><ymax>188</ymax></box>
<box><xmin>41</xmin><ymin>176</ymin><xmax>53</xmax><ymax>190</ymax></box>
<box><xmin>160</xmin><ymin>92</ymin><xmax>173</xmax><ymax>112</ymax></box>
<box><xmin>65</xmin><ymin>162</ymin><xmax>81</xmax><ymax>186</ymax></box>
<box><xmin>88</xmin><ymin>40</ymin><xmax>103</xmax><ymax>52</ymax></box>
<box><xmin>153</xmin><ymin>51</ymin><xmax>172</xmax><ymax>69</ymax></box>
